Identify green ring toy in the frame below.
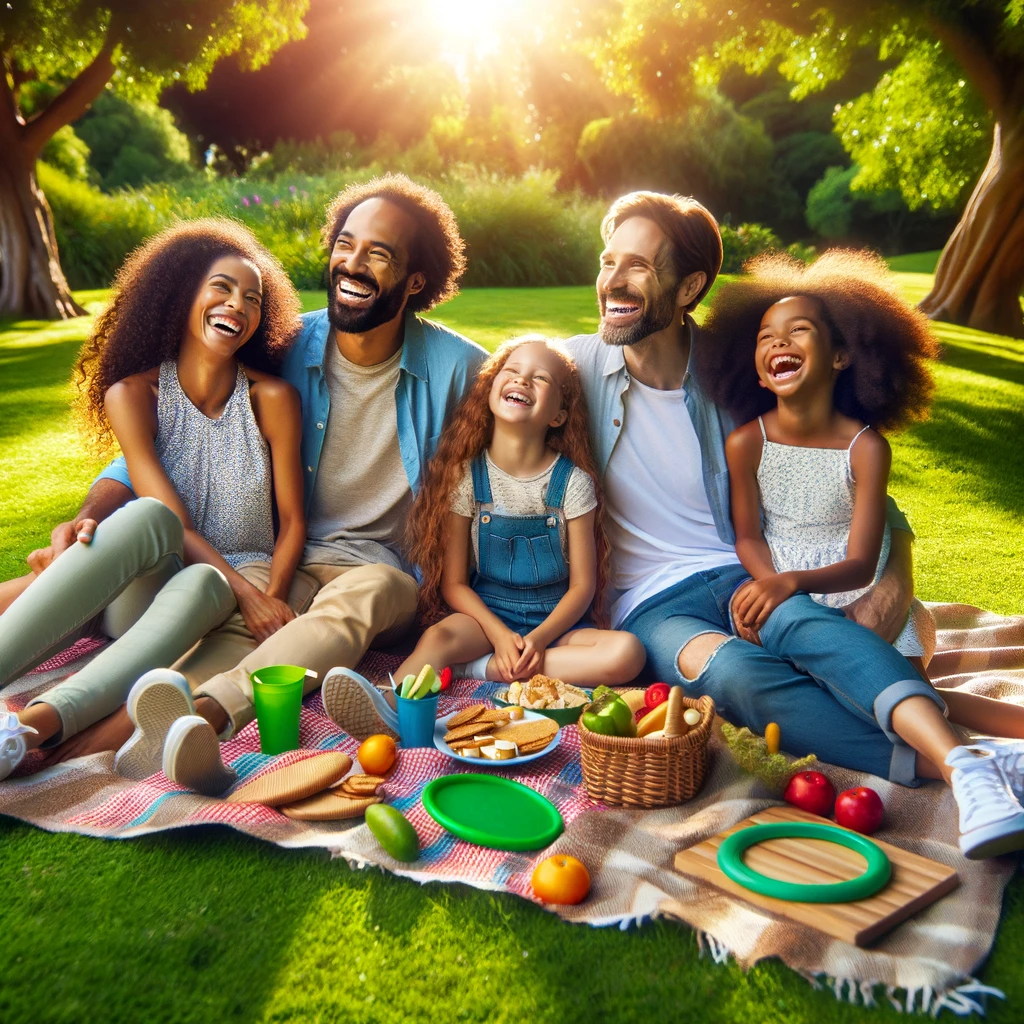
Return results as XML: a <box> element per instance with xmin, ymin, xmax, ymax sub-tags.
<box><xmin>716</xmin><ymin>822</ymin><xmax>891</xmax><ymax>903</ymax></box>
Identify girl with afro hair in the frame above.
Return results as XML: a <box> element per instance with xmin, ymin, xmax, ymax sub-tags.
<box><xmin>393</xmin><ymin>336</ymin><xmax>645</xmax><ymax>688</ymax></box>
<box><xmin>1</xmin><ymin>219</ymin><xmax>305</xmax><ymax>781</ymax></box>
<box><xmin>699</xmin><ymin>248</ymin><xmax>1024</xmax><ymax>742</ymax></box>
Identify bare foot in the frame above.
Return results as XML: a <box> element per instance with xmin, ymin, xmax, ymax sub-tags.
<box><xmin>37</xmin><ymin>705</ymin><xmax>134</xmax><ymax>766</ymax></box>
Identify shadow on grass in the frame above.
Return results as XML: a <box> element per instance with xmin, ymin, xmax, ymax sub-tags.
<box><xmin>0</xmin><ymin>819</ymin><xmax>332</xmax><ymax>1024</ymax></box>
<box><xmin>0</xmin><ymin>340</ymin><xmax>85</xmax><ymax>442</ymax></box>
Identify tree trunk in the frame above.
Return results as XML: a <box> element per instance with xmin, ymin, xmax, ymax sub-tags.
<box><xmin>0</xmin><ymin>139</ymin><xmax>85</xmax><ymax>319</ymax></box>
<box><xmin>921</xmin><ymin>120</ymin><xmax>1024</xmax><ymax>339</ymax></box>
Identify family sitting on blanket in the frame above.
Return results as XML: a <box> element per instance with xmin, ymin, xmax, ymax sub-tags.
<box><xmin>2</xmin><ymin>176</ymin><xmax>1024</xmax><ymax>861</ymax></box>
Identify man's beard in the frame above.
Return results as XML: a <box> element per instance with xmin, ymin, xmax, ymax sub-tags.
<box><xmin>327</xmin><ymin>268</ymin><xmax>409</xmax><ymax>333</ymax></box>
<box><xmin>598</xmin><ymin>285</ymin><xmax>678</xmax><ymax>347</ymax></box>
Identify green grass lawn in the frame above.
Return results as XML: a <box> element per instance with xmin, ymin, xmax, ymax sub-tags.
<box><xmin>1</xmin><ymin>278</ymin><xmax>1023</xmax><ymax>1023</ymax></box>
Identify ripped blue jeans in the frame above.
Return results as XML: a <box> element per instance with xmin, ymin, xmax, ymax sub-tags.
<box><xmin>619</xmin><ymin>562</ymin><xmax>944</xmax><ymax>785</ymax></box>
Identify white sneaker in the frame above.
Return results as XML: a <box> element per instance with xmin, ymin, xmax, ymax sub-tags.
<box><xmin>322</xmin><ymin>667</ymin><xmax>399</xmax><ymax>741</ymax></box>
<box><xmin>970</xmin><ymin>739</ymin><xmax>1024</xmax><ymax>802</ymax></box>
<box><xmin>947</xmin><ymin>745</ymin><xmax>1024</xmax><ymax>859</ymax></box>
<box><xmin>114</xmin><ymin>669</ymin><xmax>195</xmax><ymax>781</ymax></box>
<box><xmin>0</xmin><ymin>712</ymin><xmax>37</xmax><ymax>782</ymax></box>
<box><xmin>162</xmin><ymin>715</ymin><xmax>237</xmax><ymax>796</ymax></box>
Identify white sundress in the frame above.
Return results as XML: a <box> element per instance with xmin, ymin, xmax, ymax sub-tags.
<box><xmin>755</xmin><ymin>416</ymin><xmax>922</xmax><ymax>656</ymax></box>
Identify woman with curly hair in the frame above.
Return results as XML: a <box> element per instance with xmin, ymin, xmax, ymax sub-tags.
<box><xmin>393</xmin><ymin>337</ymin><xmax>645</xmax><ymax>687</ymax></box>
<box><xmin>0</xmin><ymin>219</ymin><xmax>304</xmax><ymax>781</ymax></box>
<box><xmin>698</xmin><ymin>251</ymin><xmax>1024</xmax><ymax>856</ymax></box>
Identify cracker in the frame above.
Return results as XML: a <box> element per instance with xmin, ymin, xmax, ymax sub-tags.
<box><xmin>446</xmin><ymin>704</ymin><xmax>486</xmax><ymax>729</ymax></box>
<box><xmin>517</xmin><ymin>739</ymin><xmax>553</xmax><ymax>755</ymax></box>
<box><xmin>447</xmin><ymin>734</ymin><xmax>495</xmax><ymax>750</ymax></box>
<box><xmin>280</xmin><ymin>791</ymin><xmax>380</xmax><ymax>821</ymax></box>
<box><xmin>492</xmin><ymin>719</ymin><xmax>557</xmax><ymax>746</ymax></box>
<box><xmin>473</xmin><ymin>709</ymin><xmax>513</xmax><ymax>725</ymax></box>
<box><xmin>445</xmin><ymin>721</ymin><xmax>495</xmax><ymax>743</ymax></box>
<box><xmin>338</xmin><ymin>773</ymin><xmax>386</xmax><ymax>795</ymax></box>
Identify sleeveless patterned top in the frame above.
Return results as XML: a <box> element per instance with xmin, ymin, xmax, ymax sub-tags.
<box><xmin>756</xmin><ymin>416</ymin><xmax>889</xmax><ymax>609</ymax></box>
<box><xmin>155</xmin><ymin>361</ymin><xmax>275</xmax><ymax>568</ymax></box>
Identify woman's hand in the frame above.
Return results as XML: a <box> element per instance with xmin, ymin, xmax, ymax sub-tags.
<box><xmin>734</xmin><ymin>572</ymin><xmax>799</xmax><ymax>629</ymax></box>
<box><xmin>489</xmin><ymin>628</ymin><xmax>526</xmax><ymax>682</ymax></box>
<box><xmin>236</xmin><ymin>585</ymin><xmax>296</xmax><ymax>643</ymax></box>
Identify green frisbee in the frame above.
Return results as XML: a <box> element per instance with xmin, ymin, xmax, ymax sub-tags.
<box><xmin>716</xmin><ymin>822</ymin><xmax>891</xmax><ymax>904</ymax></box>
<box><xmin>422</xmin><ymin>774</ymin><xmax>564</xmax><ymax>851</ymax></box>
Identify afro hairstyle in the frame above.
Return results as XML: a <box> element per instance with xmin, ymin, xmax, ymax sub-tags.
<box><xmin>322</xmin><ymin>173</ymin><xmax>466</xmax><ymax>312</ymax></box>
<box><xmin>695</xmin><ymin>249</ymin><xmax>939</xmax><ymax>432</ymax></box>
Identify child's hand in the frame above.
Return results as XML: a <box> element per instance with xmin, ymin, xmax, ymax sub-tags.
<box><xmin>512</xmin><ymin>633</ymin><xmax>546</xmax><ymax>679</ymax></box>
<box><xmin>735</xmin><ymin>573</ymin><xmax>799</xmax><ymax>629</ymax></box>
<box><xmin>491</xmin><ymin>628</ymin><xmax>526</xmax><ymax>682</ymax></box>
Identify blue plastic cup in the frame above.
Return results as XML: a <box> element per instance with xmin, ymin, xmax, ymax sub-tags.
<box><xmin>396</xmin><ymin>691</ymin><xmax>439</xmax><ymax>748</ymax></box>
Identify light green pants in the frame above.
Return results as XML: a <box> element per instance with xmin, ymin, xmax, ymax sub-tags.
<box><xmin>0</xmin><ymin>497</ymin><xmax>235</xmax><ymax>743</ymax></box>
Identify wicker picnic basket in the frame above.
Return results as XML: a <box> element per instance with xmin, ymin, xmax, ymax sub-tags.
<box><xmin>577</xmin><ymin>693</ymin><xmax>715</xmax><ymax>808</ymax></box>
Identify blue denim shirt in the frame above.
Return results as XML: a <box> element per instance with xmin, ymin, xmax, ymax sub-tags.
<box><xmin>565</xmin><ymin>315</ymin><xmax>911</xmax><ymax>545</ymax></box>
<box><xmin>96</xmin><ymin>308</ymin><xmax>488</xmax><ymax>508</ymax></box>
<box><xmin>566</xmin><ymin>316</ymin><xmax>738</xmax><ymax>544</ymax></box>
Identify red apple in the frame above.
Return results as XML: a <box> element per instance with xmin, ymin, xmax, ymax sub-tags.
<box><xmin>834</xmin><ymin>787</ymin><xmax>885</xmax><ymax>834</ymax></box>
<box><xmin>783</xmin><ymin>770</ymin><xmax>836</xmax><ymax>817</ymax></box>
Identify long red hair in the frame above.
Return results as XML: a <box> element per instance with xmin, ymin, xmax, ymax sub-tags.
<box><xmin>408</xmin><ymin>336</ymin><xmax>611</xmax><ymax>628</ymax></box>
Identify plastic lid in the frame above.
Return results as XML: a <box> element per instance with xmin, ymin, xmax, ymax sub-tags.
<box><xmin>422</xmin><ymin>774</ymin><xmax>564</xmax><ymax>851</ymax></box>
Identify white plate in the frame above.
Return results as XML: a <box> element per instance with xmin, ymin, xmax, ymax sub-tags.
<box><xmin>434</xmin><ymin>708</ymin><xmax>561</xmax><ymax>766</ymax></box>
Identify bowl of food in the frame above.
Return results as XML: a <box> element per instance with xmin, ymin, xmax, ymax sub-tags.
<box><xmin>493</xmin><ymin>675</ymin><xmax>592</xmax><ymax>726</ymax></box>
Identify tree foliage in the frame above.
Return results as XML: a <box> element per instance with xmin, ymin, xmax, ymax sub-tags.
<box><xmin>1</xmin><ymin>1</ymin><xmax>308</xmax><ymax>102</ymax></box>
<box><xmin>589</xmin><ymin>0</ymin><xmax>1020</xmax><ymax>212</ymax></box>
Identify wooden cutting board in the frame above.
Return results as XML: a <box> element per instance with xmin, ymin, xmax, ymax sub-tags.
<box><xmin>674</xmin><ymin>804</ymin><xmax>959</xmax><ymax>946</ymax></box>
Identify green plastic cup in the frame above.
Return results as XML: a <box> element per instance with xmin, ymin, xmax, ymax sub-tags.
<box><xmin>251</xmin><ymin>665</ymin><xmax>308</xmax><ymax>755</ymax></box>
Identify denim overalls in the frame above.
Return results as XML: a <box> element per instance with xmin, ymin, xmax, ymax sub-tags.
<box><xmin>470</xmin><ymin>453</ymin><xmax>582</xmax><ymax>634</ymax></box>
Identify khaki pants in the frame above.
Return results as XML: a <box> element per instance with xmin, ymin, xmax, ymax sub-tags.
<box><xmin>180</xmin><ymin>561</ymin><xmax>418</xmax><ymax>737</ymax></box>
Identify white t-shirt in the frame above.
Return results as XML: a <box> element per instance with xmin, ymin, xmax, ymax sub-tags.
<box><xmin>303</xmin><ymin>343</ymin><xmax>413</xmax><ymax>572</ymax></box>
<box><xmin>451</xmin><ymin>452</ymin><xmax>597</xmax><ymax>572</ymax></box>
<box><xmin>604</xmin><ymin>376</ymin><xmax>737</xmax><ymax>626</ymax></box>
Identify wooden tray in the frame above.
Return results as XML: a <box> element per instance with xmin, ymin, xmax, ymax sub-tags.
<box><xmin>674</xmin><ymin>804</ymin><xmax>959</xmax><ymax>946</ymax></box>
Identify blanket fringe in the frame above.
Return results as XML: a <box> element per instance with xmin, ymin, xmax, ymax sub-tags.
<box><xmin>700</xmin><ymin>944</ymin><xmax>1003</xmax><ymax>1016</ymax></box>
<box><xmin>808</xmin><ymin>974</ymin><xmax>1004</xmax><ymax>1017</ymax></box>
<box><xmin>695</xmin><ymin>929</ymin><xmax>732</xmax><ymax>965</ymax></box>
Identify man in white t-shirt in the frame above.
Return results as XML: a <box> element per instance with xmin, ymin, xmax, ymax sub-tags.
<box><xmin>566</xmin><ymin>193</ymin><xmax>1024</xmax><ymax>858</ymax></box>
<box><xmin>565</xmin><ymin>193</ymin><xmax>942</xmax><ymax>789</ymax></box>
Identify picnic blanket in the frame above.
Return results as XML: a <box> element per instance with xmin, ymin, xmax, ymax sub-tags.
<box><xmin>2</xmin><ymin>602</ymin><xmax>1022</xmax><ymax>1017</ymax></box>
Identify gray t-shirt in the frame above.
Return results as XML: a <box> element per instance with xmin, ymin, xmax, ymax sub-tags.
<box><xmin>303</xmin><ymin>341</ymin><xmax>413</xmax><ymax>572</ymax></box>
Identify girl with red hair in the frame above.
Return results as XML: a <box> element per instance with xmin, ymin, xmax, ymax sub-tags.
<box><xmin>396</xmin><ymin>337</ymin><xmax>645</xmax><ymax>685</ymax></box>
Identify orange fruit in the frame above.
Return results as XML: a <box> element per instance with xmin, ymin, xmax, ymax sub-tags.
<box><xmin>357</xmin><ymin>734</ymin><xmax>397</xmax><ymax>776</ymax></box>
<box><xmin>530</xmin><ymin>854</ymin><xmax>591</xmax><ymax>905</ymax></box>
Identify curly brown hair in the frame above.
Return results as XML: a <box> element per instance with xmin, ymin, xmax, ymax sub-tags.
<box><xmin>695</xmin><ymin>250</ymin><xmax>939</xmax><ymax>432</ymax></box>
<box><xmin>407</xmin><ymin>337</ymin><xmax>611</xmax><ymax>629</ymax></box>
<box><xmin>322</xmin><ymin>173</ymin><xmax>466</xmax><ymax>312</ymax></box>
<box><xmin>74</xmin><ymin>218</ymin><xmax>301</xmax><ymax>452</ymax></box>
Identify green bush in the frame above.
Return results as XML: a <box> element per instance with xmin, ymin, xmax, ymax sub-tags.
<box><xmin>43</xmin><ymin>163</ymin><xmax>803</xmax><ymax>291</ymax></box>
<box><xmin>719</xmin><ymin>223</ymin><xmax>816</xmax><ymax>273</ymax></box>
<box><xmin>577</xmin><ymin>95</ymin><xmax>787</xmax><ymax>228</ymax></box>
<box><xmin>40</xmin><ymin>125</ymin><xmax>95</xmax><ymax>183</ymax></box>
<box><xmin>40</xmin><ymin>163</ymin><xmax>170</xmax><ymax>289</ymax></box>
<box><xmin>74</xmin><ymin>93</ymin><xmax>195</xmax><ymax>191</ymax></box>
